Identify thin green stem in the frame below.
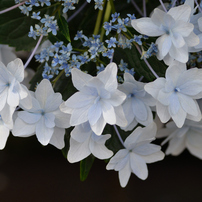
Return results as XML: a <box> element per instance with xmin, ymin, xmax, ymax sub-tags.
<box><xmin>93</xmin><ymin>0</ymin><xmax>106</xmax><ymax>35</ymax></box>
<box><xmin>52</xmin><ymin>69</ymin><xmax>65</xmax><ymax>88</ymax></box>
<box><xmin>109</xmin><ymin>0</ymin><xmax>116</xmax><ymax>13</ymax></box>
<box><xmin>100</xmin><ymin>1</ymin><xmax>112</xmax><ymax>41</ymax></box>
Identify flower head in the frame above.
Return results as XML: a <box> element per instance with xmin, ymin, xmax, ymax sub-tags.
<box><xmin>106</xmin><ymin>123</ymin><xmax>164</xmax><ymax>187</ymax></box>
<box><xmin>12</xmin><ymin>79</ymin><xmax>71</xmax><ymax>149</ymax></box>
<box><xmin>145</xmin><ymin>62</ymin><xmax>202</xmax><ymax>128</ymax></box>
<box><xmin>60</xmin><ymin>62</ymin><xmax>127</xmax><ymax>135</ymax></box>
<box><xmin>132</xmin><ymin>4</ymin><xmax>199</xmax><ymax>64</ymax></box>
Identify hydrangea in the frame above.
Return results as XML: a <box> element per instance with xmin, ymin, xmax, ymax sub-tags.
<box><xmin>12</xmin><ymin>79</ymin><xmax>71</xmax><ymax>149</ymax></box>
<box><xmin>118</xmin><ymin>73</ymin><xmax>156</xmax><ymax>131</ymax></box>
<box><xmin>157</xmin><ymin>118</ymin><xmax>202</xmax><ymax>159</ymax></box>
<box><xmin>106</xmin><ymin>123</ymin><xmax>164</xmax><ymax>187</ymax></box>
<box><xmin>0</xmin><ymin>58</ymin><xmax>32</xmax><ymax>125</ymax></box>
<box><xmin>60</xmin><ymin>62</ymin><xmax>127</xmax><ymax>136</ymax></box>
<box><xmin>145</xmin><ymin>61</ymin><xmax>202</xmax><ymax>128</ymax></box>
<box><xmin>132</xmin><ymin>4</ymin><xmax>199</xmax><ymax>64</ymax></box>
<box><xmin>68</xmin><ymin>122</ymin><xmax>113</xmax><ymax>163</ymax></box>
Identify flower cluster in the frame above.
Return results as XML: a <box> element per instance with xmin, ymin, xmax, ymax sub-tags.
<box><xmin>2</xmin><ymin>0</ymin><xmax>202</xmax><ymax>190</ymax></box>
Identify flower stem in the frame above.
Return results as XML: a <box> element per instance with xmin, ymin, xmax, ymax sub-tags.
<box><xmin>135</xmin><ymin>44</ymin><xmax>159</xmax><ymax>78</ymax></box>
<box><xmin>171</xmin><ymin>0</ymin><xmax>177</xmax><ymax>8</ymax></box>
<box><xmin>130</xmin><ymin>0</ymin><xmax>144</xmax><ymax>16</ymax></box>
<box><xmin>24</xmin><ymin>35</ymin><xmax>43</xmax><ymax>69</ymax></box>
<box><xmin>113</xmin><ymin>125</ymin><xmax>125</xmax><ymax>147</ymax></box>
<box><xmin>67</xmin><ymin>2</ymin><xmax>88</xmax><ymax>23</ymax></box>
<box><xmin>0</xmin><ymin>1</ymin><xmax>26</xmax><ymax>15</ymax></box>
<box><xmin>100</xmin><ymin>0</ymin><xmax>112</xmax><ymax>41</ymax></box>
<box><xmin>52</xmin><ymin>69</ymin><xmax>65</xmax><ymax>88</ymax></box>
<box><xmin>194</xmin><ymin>0</ymin><xmax>202</xmax><ymax>13</ymax></box>
<box><xmin>159</xmin><ymin>0</ymin><xmax>167</xmax><ymax>12</ymax></box>
<box><xmin>93</xmin><ymin>0</ymin><xmax>106</xmax><ymax>35</ymax></box>
<box><xmin>109</xmin><ymin>0</ymin><xmax>116</xmax><ymax>13</ymax></box>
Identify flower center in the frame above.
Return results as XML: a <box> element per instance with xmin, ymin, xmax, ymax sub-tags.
<box><xmin>127</xmin><ymin>93</ymin><xmax>134</xmax><ymax>99</ymax></box>
<box><xmin>41</xmin><ymin>110</ymin><xmax>45</xmax><ymax>116</ymax></box>
<box><xmin>94</xmin><ymin>96</ymin><xmax>101</xmax><ymax>104</ymax></box>
<box><xmin>174</xmin><ymin>87</ymin><xmax>180</xmax><ymax>92</ymax></box>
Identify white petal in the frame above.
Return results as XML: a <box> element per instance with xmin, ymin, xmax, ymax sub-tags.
<box><xmin>0</xmin><ymin>103</ymin><xmax>15</xmax><ymax>125</ymax></box>
<box><xmin>166</xmin><ymin>133</ymin><xmax>186</xmax><ymax>155</ymax></box>
<box><xmin>91</xmin><ymin>115</ymin><xmax>106</xmax><ymax>135</ymax></box>
<box><xmin>12</xmin><ymin>117</ymin><xmax>35</xmax><ymax>137</ymax></box>
<box><xmin>114</xmin><ymin>105</ymin><xmax>128</xmax><ymax>127</ymax></box>
<box><xmin>132</xmin><ymin>98</ymin><xmax>148</xmax><ymax>121</ymax></box>
<box><xmin>169</xmin><ymin>93</ymin><xmax>180</xmax><ymax>115</ymax></box>
<box><xmin>18</xmin><ymin>111</ymin><xmax>41</xmax><ymax>124</ymax></box>
<box><xmin>71</xmin><ymin>68</ymin><xmax>92</xmax><ymax>91</ymax></box>
<box><xmin>171</xmin><ymin>105</ymin><xmax>186</xmax><ymax>128</ymax></box>
<box><xmin>0</xmin><ymin>88</ymin><xmax>7</xmax><ymax>111</ymax></box>
<box><xmin>49</xmin><ymin>127</ymin><xmax>65</xmax><ymax>149</ymax></box>
<box><xmin>90</xmin><ymin>133</ymin><xmax>113</xmax><ymax>159</ymax></box>
<box><xmin>167</xmin><ymin>4</ymin><xmax>191</xmax><ymax>22</ymax></box>
<box><xmin>131</xmin><ymin>18</ymin><xmax>165</xmax><ymax>36</ymax></box>
<box><xmin>7</xmin><ymin>58</ymin><xmax>24</xmax><ymax>82</ymax></box>
<box><xmin>151</xmin><ymin>8</ymin><xmax>166</xmax><ymax>26</ymax></box>
<box><xmin>70</xmin><ymin>104</ymin><xmax>90</xmax><ymax>126</ymax></box>
<box><xmin>64</xmin><ymin>92</ymin><xmax>94</xmax><ymax>109</ymax></box>
<box><xmin>71</xmin><ymin>122</ymin><xmax>91</xmax><ymax>143</ymax></box>
<box><xmin>156</xmin><ymin>102</ymin><xmax>171</xmax><ymax>123</ymax></box>
<box><xmin>178</xmin><ymin>93</ymin><xmax>198</xmax><ymax>116</ymax></box>
<box><xmin>67</xmin><ymin>136</ymin><xmax>91</xmax><ymax>163</ymax></box>
<box><xmin>44</xmin><ymin>93</ymin><xmax>62</xmax><ymax>112</ymax></box>
<box><xmin>118</xmin><ymin>160</ymin><xmax>131</xmax><ymax>188</ymax></box>
<box><xmin>107</xmin><ymin>90</ymin><xmax>126</xmax><ymax>107</ymax></box>
<box><xmin>44</xmin><ymin>113</ymin><xmax>55</xmax><ymax>128</ymax></box>
<box><xmin>52</xmin><ymin>108</ymin><xmax>71</xmax><ymax>128</ymax></box>
<box><xmin>7</xmin><ymin>80</ymin><xmax>20</xmax><ymax>107</ymax></box>
<box><xmin>144</xmin><ymin>78</ymin><xmax>166</xmax><ymax>99</ymax></box>
<box><xmin>169</xmin><ymin>44</ymin><xmax>189</xmax><ymax>63</ymax></box>
<box><xmin>35</xmin><ymin>79</ymin><xmax>54</xmax><ymax>109</ymax></box>
<box><xmin>141</xmin><ymin>150</ymin><xmax>165</xmax><ymax>163</ymax></box>
<box><xmin>88</xmin><ymin>102</ymin><xmax>102</xmax><ymax>126</ymax></box>
<box><xmin>101</xmin><ymin>100</ymin><xmax>116</xmax><ymax>125</ymax></box>
<box><xmin>19</xmin><ymin>85</ymin><xmax>32</xmax><ymax>109</ymax></box>
<box><xmin>172</xmin><ymin>21</ymin><xmax>194</xmax><ymax>37</ymax></box>
<box><xmin>0</xmin><ymin>124</ymin><xmax>10</xmax><ymax>150</ymax></box>
<box><xmin>97</xmin><ymin>62</ymin><xmax>118</xmax><ymax>92</ymax></box>
<box><xmin>156</xmin><ymin>35</ymin><xmax>172</xmax><ymax>57</ymax></box>
<box><xmin>35</xmin><ymin>116</ymin><xmax>54</xmax><ymax>145</ymax></box>
<box><xmin>130</xmin><ymin>152</ymin><xmax>148</xmax><ymax>180</ymax></box>
<box><xmin>171</xmin><ymin>33</ymin><xmax>185</xmax><ymax>48</ymax></box>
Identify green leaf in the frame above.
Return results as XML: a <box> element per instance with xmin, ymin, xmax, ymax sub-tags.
<box><xmin>0</xmin><ymin>0</ymin><xmax>58</xmax><ymax>51</ymax></box>
<box><xmin>80</xmin><ymin>155</ymin><xmax>95</xmax><ymax>181</ymax></box>
<box><xmin>58</xmin><ymin>15</ymin><xmax>71</xmax><ymax>42</ymax></box>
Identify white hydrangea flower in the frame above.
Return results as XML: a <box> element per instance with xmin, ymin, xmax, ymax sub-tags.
<box><xmin>0</xmin><ymin>58</ymin><xmax>32</xmax><ymax>125</ymax></box>
<box><xmin>157</xmin><ymin>119</ymin><xmax>202</xmax><ymax>159</ymax></box>
<box><xmin>118</xmin><ymin>73</ymin><xmax>156</xmax><ymax>131</ymax></box>
<box><xmin>12</xmin><ymin>79</ymin><xmax>71</xmax><ymax>149</ymax></box>
<box><xmin>68</xmin><ymin>122</ymin><xmax>113</xmax><ymax>163</ymax></box>
<box><xmin>60</xmin><ymin>62</ymin><xmax>127</xmax><ymax>136</ymax></box>
<box><xmin>131</xmin><ymin>4</ymin><xmax>199</xmax><ymax>64</ymax></box>
<box><xmin>0</xmin><ymin>114</ymin><xmax>13</xmax><ymax>150</ymax></box>
<box><xmin>184</xmin><ymin>0</ymin><xmax>202</xmax><ymax>52</ymax></box>
<box><xmin>145</xmin><ymin>62</ymin><xmax>202</xmax><ymax>128</ymax></box>
<box><xmin>106</xmin><ymin>123</ymin><xmax>164</xmax><ymax>188</ymax></box>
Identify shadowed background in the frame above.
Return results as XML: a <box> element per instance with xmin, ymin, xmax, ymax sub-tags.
<box><xmin>0</xmin><ymin>135</ymin><xmax>202</xmax><ymax>202</ymax></box>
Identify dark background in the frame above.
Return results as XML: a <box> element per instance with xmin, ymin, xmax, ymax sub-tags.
<box><xmin>0</xmin><ymin>135</ymin><xmax>202</xmax><ymax>202</ymax></box>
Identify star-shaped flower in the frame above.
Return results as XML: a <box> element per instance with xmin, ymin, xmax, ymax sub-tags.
<box><xmin>0</xmin><ymin>58</ymin><xmax>32</xmax><ymax>124</ymax></box>
<box><xmin>60</xmin><ymin>62</ymin><xmax>127</xmax><ymax>135</ymax></box>
<box><xmin>12</xmin><ymin>79</ymin><xmax>71</xmax><ymax>149</ymax></box>
<box><xmin>68</xmin><ymin>122</ymin><xmax>113</xmax><ymax>163</ymax></box>
<box><xmin>106</xmin><ymin>123</ymin><xmax>164</xmax><ymax>187</ymax></box>
<box><xmin>145</xmin><ymin>62</ymin><xmax>202</xmax><ymax>128</ymax></box>
<box><xmin>118</xmin><ymin>73</ymin><xmax>156</xmax><ymax>131</ymax></box>
<box><xmin>157</xmin><ymin>118</ymin><xmax>202</xmax><ymax>159</ymax></box>
<box><xmin>132</xmin><ymin>4</ymin><xmax>199</xmax><ymax>64</ymax></box>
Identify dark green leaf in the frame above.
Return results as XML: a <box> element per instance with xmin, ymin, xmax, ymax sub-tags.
<box><xmin>0</xmin><ymin>0</ymin><xmax>58</xmax><ymax>51</ymax></box>
<box><xmin>58</xmin><ymin>15</ymin><xmax>71</xmax><ymax>42</ymax></box>
<box><xmin>80</xmin><ymin>155</ymin><xmax>95</xmax><ymax>181</ymax></box>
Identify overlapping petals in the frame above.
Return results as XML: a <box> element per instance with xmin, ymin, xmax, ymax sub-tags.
<box><xmin>12</xmin><ymin>79</ymin><xmax>71</xmax><ymax>149</ymax></box>
<box><xmin>60</xmin><ymin>62</ymin><xmax>127</xmax><ymax>135</ymax></box>
<box><xmin>106</xmin><ymin>123</ymin><xmax>164</xmax><ymax>187</ymax></box>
